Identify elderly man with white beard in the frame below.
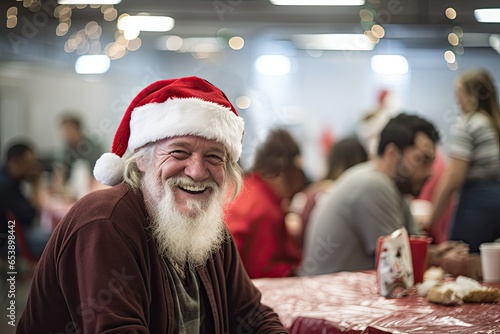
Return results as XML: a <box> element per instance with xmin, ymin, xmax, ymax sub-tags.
<box><xmin>18</xmin><ymin>76</ymin><xmax>287</xmax><ymax>334</ymax></box>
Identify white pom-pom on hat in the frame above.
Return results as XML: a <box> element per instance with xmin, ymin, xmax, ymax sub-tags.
<box><xmin>93</xmin><ymin>76</ymin><xmax>244</xmax><ymax>186</ymax></box>
<box><xmin>93</xmin><ymin>152</ymin><xmax>125</xmax><ymax>186</ymax></box>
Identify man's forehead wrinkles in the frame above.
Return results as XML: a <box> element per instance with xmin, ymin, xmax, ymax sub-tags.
<box><xmin>161</xmin><ymin>138</ymin><xmax>226</xmax><ymax>153</ymax></box>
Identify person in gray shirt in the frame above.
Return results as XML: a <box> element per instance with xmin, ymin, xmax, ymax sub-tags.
<box><xmin>298</xmin><ymin>114</ymin><xmax>440</xmax><ymax>275</ymax></box>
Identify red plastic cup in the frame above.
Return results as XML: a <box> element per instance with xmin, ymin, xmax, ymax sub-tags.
<box><xmin>375</xmin><ymin>235</ymin><xmax>432</xmax><ymax>284</ymax></box>
<box><xmin>409</xmin><ymin>235</ymin><xmax>432</xmax><ymax>284</ymax></box>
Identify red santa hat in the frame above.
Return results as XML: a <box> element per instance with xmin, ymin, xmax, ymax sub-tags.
<box><xmin>93</xmin><ymin>76</ymin><xmax>245</xmax><ymax>186</ymax></box>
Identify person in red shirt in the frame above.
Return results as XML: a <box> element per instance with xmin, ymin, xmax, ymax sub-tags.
<box><xmin>413</xmin><ymin>148</ymin><xmax>454</xmax><ymax>244</ymax></box>
<box><xmin>224</xmin><ymin>129</ymin><xmax>307</xmax><ymax>278</ymax></box>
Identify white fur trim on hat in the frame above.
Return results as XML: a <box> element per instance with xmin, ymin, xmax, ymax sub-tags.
<box><xmin>128</xmin><ymin>98</ymin><xmax>244</xmax><ymax>162</ymax></box>
<box><xmin>93</xmin><ymin>152</ymin><xmax>125</xmax><ymax>186</ymax></box>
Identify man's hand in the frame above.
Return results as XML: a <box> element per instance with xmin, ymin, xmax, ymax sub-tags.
<box><xmin>427</xmin><ymin>241</ymin><xmax>468</xmax><ymax>268</ymax></box>
<box><xmin>440</xmin><ymin>242</ymin><xmax>482</xmax><ymax>280</ymax></box>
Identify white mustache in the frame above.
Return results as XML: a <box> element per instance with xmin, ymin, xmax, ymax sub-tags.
<box><xmin>167</xmin><ymin>176</ymin><xmax>218</xmax><ymax>192</ymax></box>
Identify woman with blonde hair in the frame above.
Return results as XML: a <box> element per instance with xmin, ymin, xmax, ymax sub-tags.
<box><xmin>427</xmin><ymin>68</ymin><xmax>500</xmax><ymax>252</ymax></box>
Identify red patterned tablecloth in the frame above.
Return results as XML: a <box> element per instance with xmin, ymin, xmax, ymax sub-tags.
<box><xmin>253</xmin><ymin>271</ymin><xmax>500</xmax><ymax>334</ymax></box>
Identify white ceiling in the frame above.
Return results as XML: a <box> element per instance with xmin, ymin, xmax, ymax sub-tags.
<box><xmin>1</xmin><ymin>0</ymin><xmax>500</xmax><ymax>63</ymax></box>
<box><xmin>81</xmin><ymin>0</ymin><xmax>500</xmax><ymax>32</ymax></box>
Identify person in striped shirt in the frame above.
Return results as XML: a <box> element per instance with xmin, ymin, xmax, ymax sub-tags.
<box><xmin>427</xmin><ymin>68</ymin><xmax>500</xmax><ymax>253</ymax></box>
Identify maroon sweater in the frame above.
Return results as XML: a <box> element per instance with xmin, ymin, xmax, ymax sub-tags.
<box><xmin>17</xmin><ymin>183</ymin><xmax>286</xmax><ymax>333</ymax></box>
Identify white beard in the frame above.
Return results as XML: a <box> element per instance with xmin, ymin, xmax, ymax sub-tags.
<box><xmin>142</xmin><ymin>172</ymin><xmax>227</xmax><ymax>271</ymax></box>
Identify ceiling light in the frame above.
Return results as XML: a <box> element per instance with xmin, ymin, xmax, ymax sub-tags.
<box><xmin>156</xmin><ymin>36</ymin><xmax>223</xmax><ymax>53</ymax></box>
<box><xmin>474</xmin><ymin>8</ymin><xmax>500</xmax><ymax>23</ymax></box>
<box><xmin>163</xmin><ymin>36</ymin><xmax>183</xmax><ymax>51</ymax></box>
<box><xmin>255</xmin><ymin>55</ymin><xmax>291</xmax><ymax>76</ymax></box>
<box><xmin>229</xmin><ymin>36</ymin><xmax>245</xmax><ymax>50</ymax></box>
<box><xmin>75</xmin><ymin>55</ymin><xmax>110</xmax><ymax>74</ymax></box>
<box><xmin>444</xmin><ymin>50</ymin><xmax>456</xmax><ymax>64</ymax></box>
<box><xmin>270</xmin><ymin>0</ymin><xmax>364</xmax><ymax>5</ymax></box>
<box><xmin>58</xmin><ymin>0</ymin><xmax>121</xmax><ymax>4</ymax></box>
<box><xmin>371</xmin><ymin>25</ymin><xmax>385</xmax><ymax>39</ymax></box>
<box><xmin>371</xmin><ymin>55</ymin><xmax>408</xmax><ymax>75</ymax></box>
<box><xmin>489</xmin><ymin>34</ymin><xmax>500</xmax><ymax>54</ymax></box>
<box><xmin>123</xmin><ymin>28</ymin><xmax>140</xmax><ymax>40</ymax></box>
<box><xmin>118</xmin><ymin>15</ymin><xmax>174</xmax><ymax>33</ymax></box>
<box><xmin>178</xmin><ymin>38</ymin><xmax>222</xmax><ymax>53</ymax></box>
<box><xmin>359</xmin><ymin>9</ymin><xmax>374</xmax><ymax>21</ymax></box>
<box><xmin>292</xmin><ymin>34</ymin><xmax>376</xmax><ymax>51</ymax></box>
<box><xmin>448</xmin><ymin>33</ymin><xmax>459</xmax><ymax>46</ymax></box>
<box><xmin>445</xmin><ymin>7</ymin><xmax>457</xmax><ymax>20</ymax></box>
<box><xmin>156</xmin><ymin>36</ymin><xmax>182</xmax><ymax>51</ymax></box>
<box><xmin>235</xmin><ymin>96</ymin><xmax>251</xmax><ymax>109</ymax></box>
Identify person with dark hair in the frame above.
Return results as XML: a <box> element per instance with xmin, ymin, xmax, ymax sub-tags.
<box><xmin>18</xmin><ymin>77</ymin><xmax>286</xmax><ymax>333</ymax></box>
<box><xmin>52</xmin><ymin>112</ymin><xmax>103</xmax><ymax>197</ymax></box>
<box><xmin>224</xmin><ymin>128</ymin><xmax>306</xmax><ymax>278</ymax></box>
<box><xmin>325</xmin><ymin>137</ymin><xmax>369</xmax><ymax>181</ymax></box>
<box><xmin>0</xmin><ymin>140</ymin><xmax>50</xmax><ymax>259</ymax></box>
<box><xmin>298</xmin><ymin>113</ymin><xmax>441</xmax><ymax>275</ymax></box>
<box><xmin>286</xmin><ymin>136</ymin><xmax>368</xmax><ymax>250</ymax></box>
<box><xmin>427</xmin><ymin>68</ymin><xmax>500</xmax><ymax>253</ymax></box>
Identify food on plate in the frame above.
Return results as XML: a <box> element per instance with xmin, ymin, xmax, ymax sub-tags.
<box><xmin>423</xmin><ymin>266</ymin><xmax>445</xmax><ymax>282</ymax></box>
<box><xmin>426</xmin><ymin>275</ymin><xmax>499</xmax><ymax>305</ymax></box>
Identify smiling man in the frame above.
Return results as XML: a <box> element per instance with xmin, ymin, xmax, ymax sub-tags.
<box><xmin>17</xmin><ymin>76</ymin><xmax>287</xmax><ymax>333</ymax></box>
<box><xmin>299</xmin><ymin>113</ymin><xmax>441</xmax><ymax>276</ymax></box>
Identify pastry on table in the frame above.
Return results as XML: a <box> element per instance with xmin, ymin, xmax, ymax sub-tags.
<box><xmin>426</xmin><ymin>275</ymin><xmax>499</xmax><ymax>305</ymax></box>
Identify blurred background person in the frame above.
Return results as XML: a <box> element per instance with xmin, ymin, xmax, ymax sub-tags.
<box><xmin>411</xmin><ymin>149</ymin><xmax>454</xmax><ymax>245</ymax></box>
<box><xmin>357</xmin><ymin>89</ymin><xmax>400</xmax><ymax>159</ymax></box>
<box><xmin>427</xmin><ymin>68</ymin><xmax>500</xmax><ymax>253</ymax></box>
<box><xmin>52</xmin><ymin>113</ymin><xmax>103</xmax><ymax>199</ymax></box>
<box><xmin>358</xmin><ymin>90</ymin><xmax>453</xmax><ymax>245</ymax></box>
<box><xmin>286</xmin><ymin>136</ymin><xmax>368</xmax><ymax>250</ymax></box>
<box><xmin>224</xmin><ymin>128</ymin><xmax>307</xmax><ymax>278</ymax></box>
<box><xmin>298</xmin><ymin>114</ymin><xmax>439</xmax><ymax>276</ymax></box>
<box><xmin>0</xmin><ymin>140</ymin><xmax>51</xmax><ymax>262</ymax></box>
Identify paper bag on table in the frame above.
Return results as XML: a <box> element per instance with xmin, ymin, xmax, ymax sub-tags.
<box><xmin>377</xmin><ymin>227</ymin><xmax>414</xmax><ymax>298</ymax></box>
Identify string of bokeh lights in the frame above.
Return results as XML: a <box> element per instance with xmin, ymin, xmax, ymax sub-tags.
<box><xmin>360</xmin><ymin>0</ymin><xmax>385</xmax><ymax>46</ymax></box>
<box><xmin>444</xmin><ymin>7</ymin><xmax>463</xmax><ymax>71</ymax></box>
<box><xmin>6</xmin><ymin>0</ymin><xmax>137</xmax><ymax>60</ymax></box>
<box><xmin>5</xmin><ymin>0</ymin><xmax>244</xmax><ymax>62</ymax></box>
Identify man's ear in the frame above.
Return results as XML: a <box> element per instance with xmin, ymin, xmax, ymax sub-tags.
<box><xmin>384</xmin><ymin>142</ymin><xmax>398</xmax><ymax>157</ymax></box>
<box><xmin>382</xmin><ymin>142</ymin><xmax>403</xmax><ymax>164</ymax></box>
<box><xmin>136</xmin><ymin>155</ymin><xmax>147</xmax><ymax>172</ymax></box>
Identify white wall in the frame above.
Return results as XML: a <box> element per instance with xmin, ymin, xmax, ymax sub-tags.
<box><xmin>0</xmin><ymin>63</ymin><xmax>124</xmax><ymax>158</ymax></box>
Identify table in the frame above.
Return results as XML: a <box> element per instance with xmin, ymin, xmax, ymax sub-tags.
<box><xmin>39</xmin><ymin>181</ymin><xmax>108</xmax><ymax>231</ymax></box>
<box><xmin>39</xmin><ymin>194</ymin><xmax>74</xmax><ymax>232</ymax></box>
<box><xmin>253</xmin><ymin>271</ymin><xmax>500</xmax><ymax>334</ymax></box>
